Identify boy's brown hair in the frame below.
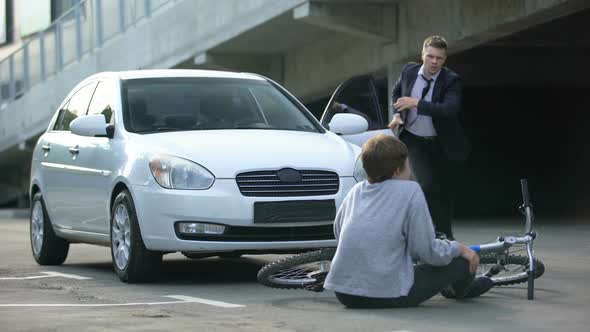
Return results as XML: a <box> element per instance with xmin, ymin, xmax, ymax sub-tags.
<box><xmin>361</xmin><ymin>134</ymin><xmax>408</xmax><ymax>183</ymax></box>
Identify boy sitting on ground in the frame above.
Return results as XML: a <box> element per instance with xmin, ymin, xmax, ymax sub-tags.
<box><xmin>323</xmin><ymin>134</ymin><xmax>493</xmax><ymax>308</ymax></box>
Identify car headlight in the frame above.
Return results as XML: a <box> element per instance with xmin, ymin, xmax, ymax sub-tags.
<box><xmin>149</xmin><ymin>155</ymin><xmax>215</xmax><ymax>189</ymax></box>
<box><xmin>353</xmin><ymin>156</ymin><xmax>368</xmax><ymax>182</ymax></box>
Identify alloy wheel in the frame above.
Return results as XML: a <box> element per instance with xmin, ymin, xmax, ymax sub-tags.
<box><xmin>31</xmin><ymin>201</ymin><xmax>44</xmax><ymax>255</ymax></box>
<box><xmin>112</xmin><ymin>204</ymin><xmax>131</xmax><ymax>270</ymax></box>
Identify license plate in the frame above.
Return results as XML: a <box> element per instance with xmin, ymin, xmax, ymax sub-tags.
<box><xmin>254</xmin><ymin>200</ymin><xmax>336</xmax><ymax>224</ymax></box>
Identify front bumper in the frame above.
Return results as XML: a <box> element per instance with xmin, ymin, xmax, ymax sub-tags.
<box><xmin>129</xmin><ymin>177</ymin><xmax>357</xmax><ymax>252</ymax></box>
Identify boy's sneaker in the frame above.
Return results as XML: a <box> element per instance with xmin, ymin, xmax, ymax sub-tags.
<box><xmin>441</xmin><ymin>276</ymin><xmax>494</xmax><ymax>299</ymax></box>
<box><xmin>462</xmin><ymin>276</ymin><xmax>494</xmax><ymax>298</ymax></box>
<box><xmin>435</xmin><ymin>232</ymin><xmax>456</xmax><ymax>241</ymax></box>
<box><xmin>440</xmin><ymin>286</ymin><xmax>457</xmax><ymax>298</ymax></box>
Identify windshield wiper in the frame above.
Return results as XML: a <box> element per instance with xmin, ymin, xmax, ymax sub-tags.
<box><xmin>136</xmin><ymin>127</ymin><xmax>188</xmax><ymax>134</ymax></box>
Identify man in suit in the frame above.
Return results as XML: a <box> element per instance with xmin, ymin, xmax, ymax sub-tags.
<box><xmin>388</xmin><ymin>35</ymin><xmax>470</xmax><ymax>240</ymax></box>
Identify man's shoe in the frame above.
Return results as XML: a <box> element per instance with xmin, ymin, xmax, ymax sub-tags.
<box><xmin>462</xmin><ymin>276</ymin><xmax>494</xmax><ymax>298</ymax></box>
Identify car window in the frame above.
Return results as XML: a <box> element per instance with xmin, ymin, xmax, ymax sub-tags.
<box><xmin>323</xmin><ymin>77</ymin><xmax>382</xmax><ymax>130</ymax></box>
<box><xmin>53</xmin><ymin>82</ymin><xmax>97</xmax><ymax>131</ymax></box>
<box><xmin>87</xmin><ymin>81</ymin><xmax>115</xmax><ymax>124</ymax></box>
<box><xmin>52</xmin><ymin>100</ymin><xmax>71</xmax><ymax>131</ymax></box>
<box><xmin>249</xmin><ymin>85</ymin><xmax>318</xmax><ymax>132</ymax></box>
<box><xmin>121</xmin><ymin>78</ymin><xmax>321</xmax><ymax>133</ymax></box>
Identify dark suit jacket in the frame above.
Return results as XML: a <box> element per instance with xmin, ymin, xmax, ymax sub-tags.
<box><xmin>392</xmin><ymin>63</ymin><xmax>471</xmax><ymax>162</ymax></box>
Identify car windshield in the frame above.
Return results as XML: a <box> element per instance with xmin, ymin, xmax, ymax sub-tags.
<box><xmin>121</xmin><ymin>77</ymin><xmax>321</xmax><ymax>133</ymax></box>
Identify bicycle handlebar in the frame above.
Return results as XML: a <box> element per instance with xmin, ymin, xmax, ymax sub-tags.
<box><xmin>520</xmin><ymin>179</ymin><xmax>531</xmax><ymax>207</ymax></box>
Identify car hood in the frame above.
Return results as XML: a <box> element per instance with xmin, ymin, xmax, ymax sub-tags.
<box><xmin>132</xmin><ymin>130</ymin><xmax>360</xmax><ymax>178</ymax></box>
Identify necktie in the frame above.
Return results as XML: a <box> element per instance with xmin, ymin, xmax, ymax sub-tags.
<box><xmin>421</xmin><ymin>75</ymin><xmax>433</xmax><ymax>100</ymax></box>
<box><xmin>407</xmin><ymin>75</ymin><xmax>433</xmax><ymax>127</ymax></box>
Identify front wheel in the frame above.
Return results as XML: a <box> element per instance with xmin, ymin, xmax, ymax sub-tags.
<box><xmin>30</xmin><ymin>193</ymin><xmax>69</xmax><ymax>265</ymax></box>
<box><xmin>479</xmin><ymin>254</ymin><xmax>545</xmax><ymax>287</ymax></box>
<box><xmin>110</xmin><ymin>190</ymin><xmax>162</xmax><ymax>283</ymax></box>
<box><xmin>257</xmin><ymin>248</ymin><xmax>336</xmax><ymax>289</ymax></box>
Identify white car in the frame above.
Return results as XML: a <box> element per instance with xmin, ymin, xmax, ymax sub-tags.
<box><xmin>29</xmin><ymin>69</ymin><xmax>372</xmax><ymax>282</ymax></box>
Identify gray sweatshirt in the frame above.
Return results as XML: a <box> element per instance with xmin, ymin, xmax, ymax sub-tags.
<box><xmin>323</xmin><ymin>179</ymin><xmax>461</xmax><ymax>298</ymax></box>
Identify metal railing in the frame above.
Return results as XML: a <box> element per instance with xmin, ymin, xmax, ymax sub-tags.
<box><xmin>0</xmin><ymin>0</ymin><xmax>174</xmax><ymax>107</ymax></box>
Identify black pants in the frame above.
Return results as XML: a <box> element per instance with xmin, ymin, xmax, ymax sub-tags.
<box><xmin>400</xmin><ymin>130</ymin><xmax>458</xmax><ymax>238</ymax></box>
<box><xmin>335</xmin><ymin>258</ymin><xmax>473</xmax><ymax>308</ymax></box>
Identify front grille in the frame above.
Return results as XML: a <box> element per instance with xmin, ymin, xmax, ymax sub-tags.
<box><xmin>176</xmin><ymin>224</ymin><xmax>335</xmax><ymax>242</ymax></box>
<box><xmin>236</xmin><ymin>170</ymin><xmax>339</xmax><ymax>197</ymax></box>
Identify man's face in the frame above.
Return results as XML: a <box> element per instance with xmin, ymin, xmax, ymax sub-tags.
<box><xmin>421</xmin><ymin>46</ymin><xmax>447</xmax><ymax>77</ymax></box>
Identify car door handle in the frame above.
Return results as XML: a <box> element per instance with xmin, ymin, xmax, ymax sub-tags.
<box><xmin>68</xmin><ymin>146</ymin><xmax>80</xmax><ymax>155</ymax></box>
<box><xmin>42</xmin><ymin>144</ymin><xmax>51</xmax><ymax>152</ymax></box>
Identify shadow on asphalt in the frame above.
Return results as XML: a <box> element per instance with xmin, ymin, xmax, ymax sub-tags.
<box><xmin>61</xmin><ymin>256</ymin><xmax>273</xmax><ymax>284</ymax></box>
<box><xmin>158</xmin><ymin>256</ymin><xmax>268</xmax><ymax>284</ymax></box>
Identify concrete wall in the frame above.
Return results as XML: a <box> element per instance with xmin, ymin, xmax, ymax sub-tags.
<box><xmin>1</xmin><ymin>0</ymin><xmax>590</xmax><ymax>206</ymax></box>
<box><xmin>283</xmin><ymin>0</ymin><xmax>590</xmax><ymax>101</ymax></box>
<box><xmin>0</xmin><ymin>0</ymin><xmax>307</xmax><ymax>153</ymax></box>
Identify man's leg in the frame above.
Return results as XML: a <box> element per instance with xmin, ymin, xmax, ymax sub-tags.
<box><xmin>432</xmin><ymin>157</ymin><xmax>458</xmax><ymax>239</ymax></box>
<box><xmin>400</xmin><ymin>131</ymin><xmax>436</xmax><ymax>217</ymax></box>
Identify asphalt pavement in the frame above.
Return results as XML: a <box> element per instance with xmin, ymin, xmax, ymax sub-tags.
<box><xmin>0</xmin><ymin>214</ymin><xmax>588</xmax><ymax>331</ymax></box>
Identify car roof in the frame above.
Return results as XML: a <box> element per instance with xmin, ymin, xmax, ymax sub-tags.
<box><xmin>86</xmin><ymin>69</ymin><xmax>266</xmax><ymax>81</ymax></box>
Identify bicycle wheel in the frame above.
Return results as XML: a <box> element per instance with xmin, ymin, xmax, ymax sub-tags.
<box><xmin>479</xmin><ymin>254</ymin><xmax>545</xmax><ymax>286</ymax></box>
<box><xmin>257</xmin><ymin>248</ymin><xmax>336</xmax><ymax>289</ymax></box>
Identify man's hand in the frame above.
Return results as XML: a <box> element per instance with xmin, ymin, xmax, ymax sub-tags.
<box><xmin>393</xmin><ymin>97</ymin><xmax>419</xmax><ymax>112</ymax></box>
<box><xmin>332</xmin><ymin>102</ymin><xmax>346</xmax><ymax>113</ymax></box>
<box><xmin>459</xmin><ymin>244</ymin><xmax>480</xmax><ymax>274</ymax></box>
<box><xmin>388</xmin><ymin>114</ymin><xmax>404</xmax><ymax>133</ymax></box>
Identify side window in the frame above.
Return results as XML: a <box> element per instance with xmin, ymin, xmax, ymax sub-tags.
<box><xmin>87</xmin><ymin>81</ymin><xmax>116</xmax><ymax>124</ymax></box>
<box><xmin>332</xmin><ymin>79</ymin><xmax>382</xmax><ymax>130</ymax></box>
<box><xmin>52</xmin><ymin>100</ymin><xmax>71</xmax><ymax>131</ymax></box>
<box><xmin>53</xmin><ymin>83</ymin><xmax>97</xmax><ymax>131</ymax></box>
<box><xmin>321</xmin><ymin>76</ymin><xmax>384</xmax><ymax>130</ymax></box>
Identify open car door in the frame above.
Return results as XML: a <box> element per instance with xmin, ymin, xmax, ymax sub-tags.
<box><xmin>320</xmin><ymin>75</ymin><xmax>393</xmax><ymax>147</ymax></box>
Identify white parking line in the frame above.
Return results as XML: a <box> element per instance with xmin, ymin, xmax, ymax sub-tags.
<box><xmin>0</xmin><ymin>271</ymin><xmax>92</xmax><ymax>280</ymax></box>
<box><xmin>167</xmin><ymin>295</ymin><xmax>244</xmax><ymax>308</ymax></box>
<box><xmin>0</xmin><ymin>295</ymin><xmax>244</xmax><ymax>308</ymax></box>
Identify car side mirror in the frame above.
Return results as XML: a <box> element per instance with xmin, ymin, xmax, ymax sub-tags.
<box><xmin>70</xmin><ymin>115</ymin><xmax>113</xmax><ymax>138</ymax></box>
<box><xmin>328</xmin><ymin>113</ymin><xmax>369</xmax><ymax>135</ymax></box>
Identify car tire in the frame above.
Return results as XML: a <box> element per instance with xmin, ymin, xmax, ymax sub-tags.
<box><xmin>110</xmin><ymin>190</ymin><xmax>162</xmax><ymax>283</ymax></box>
<box><xmin>30</xmin><ymin>193</ymin><xmax>69</xmax><ymax>265</ymax></box>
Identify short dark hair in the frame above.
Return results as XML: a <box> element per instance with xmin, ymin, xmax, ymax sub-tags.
<box><xmin>423</xmin><ymin>35</ymin><xmax>448</xmax><ymax>51</ymax></box>
<box><xmin>361</xmin><ymin>134</ymin><xmax>408</xmax><ymax>183</ymax></box>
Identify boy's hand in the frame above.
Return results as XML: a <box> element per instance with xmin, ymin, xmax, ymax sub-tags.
<box><xmin>460</xmin><ymin>244</ymin><xmax>480</xmax><ymax>274</ymax></box>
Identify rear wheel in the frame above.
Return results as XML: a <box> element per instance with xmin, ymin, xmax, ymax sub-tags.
<box><xmin>110</xmin><ymin>190</ymin><xmax>162</xmax><ymax>283</ymax></box>
<box><xmin>30</xmin><ymin>193</ymin><xmax>70</xmax><ymax>265</ymax></box>
<box><xmin>257</xmin><ymin>248</ymin><xmax>336</xmax><ymax>289</ymax></box>
<box><xmin>478</xmin><ymin>254</ymin><xmax>544</xmax><ymax>286</ymax></box>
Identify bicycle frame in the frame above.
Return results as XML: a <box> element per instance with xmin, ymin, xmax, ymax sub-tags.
<box><xmin>468</xmin><ymin>179</ymin><xmax>538</xmax><ymax>300</ymax></box>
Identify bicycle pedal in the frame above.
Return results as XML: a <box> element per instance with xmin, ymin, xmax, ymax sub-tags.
<box><xmin>305</xmin><ymin>271</ymin><xmax>327</xmax><ymax>292</ymax></box>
